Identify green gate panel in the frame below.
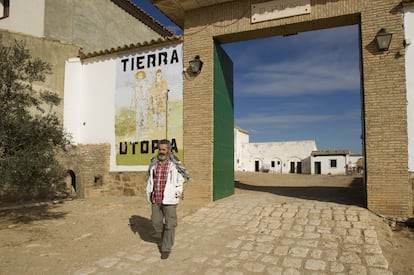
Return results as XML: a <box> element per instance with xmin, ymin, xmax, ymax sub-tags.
<box><xmin>213</xmin><ymin>42</ymin><xmax>234</xmax><ymax>201</ymax></box>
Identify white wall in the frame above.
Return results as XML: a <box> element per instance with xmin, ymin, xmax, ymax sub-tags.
<box><xmin>347</xmin><ymin>154</ymin><xmax>363</xmax><ymax>173</ymax></box>
<box><xmin>0</xmin><ymin>0</ymin><xmax>45</xmax><ymax>37</ymax></box>
<box><xmin>234</xmin><ymin>127</ymin><xmax>249</xmax><ymax>170</ymax></box>
<box><xmin>64</xmin><ymin>58</ymin><xmax>83</xmax><ymax>143</ymax></box>
<box><xmin>311</xmin><ymin>155</ymin><xmax>347</xmax><ymax>175</ymax></box>
<box><xmin>239</xmin><ymin>140</ymin><xmax>317</xmax><ymax>173</ymax></box>
<box><xmin>81</xmin><ymin>59</ymin><xmax>117</xmax><ymax>144</ymax></box>
<box><xmin>64</xmin><ymin>57</ymin><xmax>117</xmax><ymax>145</ymax></box>
<box><xmin>405</xmin><ymin>6</ymin><xmax>414</xmax><ymax>171</ymax></box>
<box><xmin>347</xmin><ymin>154</ymin><xmax>363</xmax><ymax>166</ymax></box>
<box><xmin>233</xmin><ymin>129</ymin><xmax>361</xmax><ymax>175</ymax></box>
<box><xmin>64</xmin><ymin>55</ymin><xmax>121</xmax><ymax>170</ymax></box>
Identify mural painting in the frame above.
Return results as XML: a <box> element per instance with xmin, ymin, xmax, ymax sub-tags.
<box><xmin>114</xmin><ymin>43</ymin><xmax>183</xmax><ymax>168</ymax></box>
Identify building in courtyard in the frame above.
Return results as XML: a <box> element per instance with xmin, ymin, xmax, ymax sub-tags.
<box><xmin>234</xmin><ymin>127</ymin><xmax>362</xmax><ymax>175</ymax></box>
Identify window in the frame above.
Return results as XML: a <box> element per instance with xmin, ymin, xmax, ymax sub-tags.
<box><xmin>330</xmin><ymin>159</ymin><xmax>337</xmax><ymax>168</ymax></box>
<box><xmin>271</xmin><ymin>161</ymin><xmax>275</xmax><ymax>168</ymax></box>
<box><xmin>0</xmin><ymin>0</ymin><xmax>9</xmax><ymax>19</ymax></box>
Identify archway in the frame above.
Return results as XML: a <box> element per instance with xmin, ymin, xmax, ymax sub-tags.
<box><xmin>154</xmin><ymin>0</ymin><xmax>410</xmax><ymax>217</ymax></box>
<box><xmin>66</xmin><ymin>170</ymin><xmax>77</xmax><ymax>196</ymax></box>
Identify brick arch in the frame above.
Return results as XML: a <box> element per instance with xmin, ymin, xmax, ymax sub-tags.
<box><xmin>176</xmin><ymin>0</ymin><xmax>410</xmax><ymax>217</ymax></box>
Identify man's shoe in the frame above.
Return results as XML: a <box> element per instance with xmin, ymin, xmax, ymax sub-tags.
<box><xmin>161</xmin><ymin>251</ymin><xmax>170</xmax><ymax>260</ymax></box>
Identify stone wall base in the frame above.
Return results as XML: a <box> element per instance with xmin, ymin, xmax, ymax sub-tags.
<box><xmin>59</xmin><ymin>144</ymin><xmax>147</xmax><ymax>199</ymax></box>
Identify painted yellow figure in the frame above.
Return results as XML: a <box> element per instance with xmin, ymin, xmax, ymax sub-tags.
<box><xmin>150</xmin><ymin>69</ymin><xmax>169</xmax><ymax>128</ymax></box>
<box><xmin>131</xmin><ymin>70</ymin><xmax>150</xmax><ymax>138</ymax></box>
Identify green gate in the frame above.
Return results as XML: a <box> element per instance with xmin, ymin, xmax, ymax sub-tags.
<box><xmin>213</xmin><ymin>42</ymin><xmax>234</xmax><ymax>200</ymax></box>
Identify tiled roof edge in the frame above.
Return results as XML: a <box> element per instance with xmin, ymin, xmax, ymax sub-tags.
<box><xmin>111</xmin><ymin>0</ymin><xmax>174</xmax><ymax>37</ymax></box>
<box><xmin>79</xmin><ymin>35</ymin><xmax>183</xmax><ymax>59</ymax></box>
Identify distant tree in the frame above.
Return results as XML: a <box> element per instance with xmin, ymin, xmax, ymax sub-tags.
<box><xmin>0</xmin><ymin>40</ymin><xmax>71</xmax><ymax>201</ymax></box>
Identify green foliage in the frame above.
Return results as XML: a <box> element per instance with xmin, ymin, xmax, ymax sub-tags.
<box><xmin>0</xmin><ymin>40</ymin><xmax>71</xmax><ymax>201</ymax></box>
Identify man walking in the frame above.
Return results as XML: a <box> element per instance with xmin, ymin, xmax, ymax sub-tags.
<box><xmin>146</xmin><ymin>139</ymin><xmax>189</xmax><ymax>259</ymax></box>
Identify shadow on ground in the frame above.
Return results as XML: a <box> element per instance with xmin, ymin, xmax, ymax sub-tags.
<box><xmin>129</xmin><ymin>215</ymin><xmax>159</xmax><ymax>244</ymax></box>
<box><xmin>0</xmin><ymin>204</ymin><xmax>68</xmax><ymax>228</ymax></box>
<box><xmin>235</xmin><ymin>177</ymin><xmax>365</xmax><ymax>207</ymax></box>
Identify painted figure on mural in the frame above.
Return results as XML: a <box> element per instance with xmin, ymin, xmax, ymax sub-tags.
<box><xmin>130</xmin><ymin>70</ymin><xmax>150</xmax><ymax>139</ymax></box>
<box><xmin>150</xmin><ymin>69</ymin><xmax>169</xmax><ymax>129</ymax></box>
<box><xmin>146</xmin><ymin>139</ymin><xmax>190</xmax><ymax>260</ymax></box>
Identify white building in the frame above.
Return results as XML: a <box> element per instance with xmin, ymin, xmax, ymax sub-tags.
<box><xmin>310</xmin><ymin>150</ymin><xmax>350</xmax><ymax>175</ymax></box>
<box><xmin>234</xmin><ymin>126</ymin><xmax>362</xmax><ymax>175</ymax></box>
<box><xmin>234</xmin><ymin>126</ymin><xmax>317</xmax><ymax>173</ymax></box>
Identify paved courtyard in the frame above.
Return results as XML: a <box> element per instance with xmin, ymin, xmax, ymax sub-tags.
<box><xmin>73</xmin><ymin>177</ymin><xmax>391</xmax><ymax>275</ymax></box>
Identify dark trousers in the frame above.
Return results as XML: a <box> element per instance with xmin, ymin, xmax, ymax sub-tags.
<box><xmin>151</xmin><ymin>203</ymin><xmax>177</xmax><ymax>253</ymax></box>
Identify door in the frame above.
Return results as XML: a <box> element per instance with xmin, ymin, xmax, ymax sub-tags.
<box><xmin>213</xmin><ymin>42</ymin><xmax>234</xmax><ymax>200</ymax></box>
<box><xmin>255</xmin><ymin>160</ymin><xmax>260</xmax><ymax>172</ymax></box>
<box><xmin>315</xmin><ymin>161</ymin><xmax>321</xmax><ymax>174</ymax></box>
<box><xmin>296</xmin><ymin>162</ymin><xmax>302</xmax><ymax>174</ymax></box>
<box><xmin>290</xmin><ymin>162</ymin><xmax>295</xmax><ymax>173</ymax></box>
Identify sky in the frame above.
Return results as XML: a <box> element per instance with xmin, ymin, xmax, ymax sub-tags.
<box><xmin>135</xmin><ymin>0</ymin><xmax>363</xmax><ymax>153</ymax></box>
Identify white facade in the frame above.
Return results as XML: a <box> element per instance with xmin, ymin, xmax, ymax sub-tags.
<box><xmin>234</xmin><ymin>127</ymin><xmax>362</xmax><ymax>175</ymax></box>
<box><xmin>311</xmin><ymin>151</ymin><xmax>349</xmax><ymax>175</ymax></box>
<box><xmin>234</xmin><ymin>127</ymin><xmax>317</xmax><ymax>173</ymax></box>
<box><xmin>405</xmin><ymin>5</ymin><xmax>414</xmax><ymax>171</ymax></box>
<box><xmin>234</xmin><ymin>126</ymin><xmax>249</xmax><ymax>171</ymax></box>
<box><xmin>242</xmin><ymin>140</ymin><xmax>317</xmax><ymax>173</ymax></box>
<box><xmin>0</xmin><ymin>0</ymin><xmax>45</xmax><ymax>37</ymax></box>
<box><xmin>64</xmin><ymin>57</ymin><xmax>117</xmax><ymax>145</ymax></box>
<box><xmin>310</xmin><ymin>151</ymin><xmax>363</xmax><ymax>175</ymax></box>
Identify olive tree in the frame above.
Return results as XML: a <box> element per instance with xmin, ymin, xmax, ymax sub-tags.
<box><xmin>0</xmin><ymin>40</ymin><xmax>71</xmax><ymax>201</ymax></box>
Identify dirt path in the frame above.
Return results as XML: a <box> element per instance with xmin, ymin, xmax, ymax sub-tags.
<box><xmin>0</xmin><ymin>172</ymin><xmax>413</xmax><ymax>274</ymax></box>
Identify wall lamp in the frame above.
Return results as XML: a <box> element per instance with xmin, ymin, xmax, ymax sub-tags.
<box><xmin>375</xmin><ymin>28</ymin><xmax>393</xmax><ymax>51</ymax></box>
<box><xmin>189</xmin><ymin>55</ymin><xmax>203</xmax><ymax>75</ymax></box>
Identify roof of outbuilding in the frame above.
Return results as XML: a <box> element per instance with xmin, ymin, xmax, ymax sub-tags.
<box><xmin>311</xmin><ymin>150</ymin><xmax>350</xmax><ymax>156</ymax></box>
<box><xmin>234</xmin><ymin>126</ymin><xmax>249</xmax><ymax>135</ymax></box>
<box><xmin>80</xmin><ymin>35</ymin><xmax>183</xmax><ymax>59</ymax></box>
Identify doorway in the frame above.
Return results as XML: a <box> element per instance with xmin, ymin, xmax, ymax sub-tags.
<box><xmin>224</xmin><ymin>26</ymin><xmax>363</xmax><ymax>188</ymax></box>
<box><xmin>255</xmin><ymin>160</ymin><xmax>260</xmax><ymax>172</ymax></box>
<box><xmin>315</xmin><ymin>162</ymin><xmax>322</xmax><ymax>175</ymax></box>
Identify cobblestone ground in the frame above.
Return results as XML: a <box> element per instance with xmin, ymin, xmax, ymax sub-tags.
<box><xmin>73</xmin><ymin>192</ymin><xmax>392</xmax><ymax>275</ymax></box>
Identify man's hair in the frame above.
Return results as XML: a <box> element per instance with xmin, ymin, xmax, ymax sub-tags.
<box><xmin>159</xmin><ymin>139</ymin><xmax>171</xmax><ymax>150</ymax></box>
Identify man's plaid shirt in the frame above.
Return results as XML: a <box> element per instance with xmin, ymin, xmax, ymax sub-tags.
<box><xmin>151</xmin><ymin>159</ymin><xmax>170</xmax><ymax>204</ymax></box>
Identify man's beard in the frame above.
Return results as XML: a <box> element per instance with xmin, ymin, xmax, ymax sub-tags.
<box><xmin>157</xmin><ymin>153</ymin><xmax>168</xmax><ymax>161</ymax></box>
